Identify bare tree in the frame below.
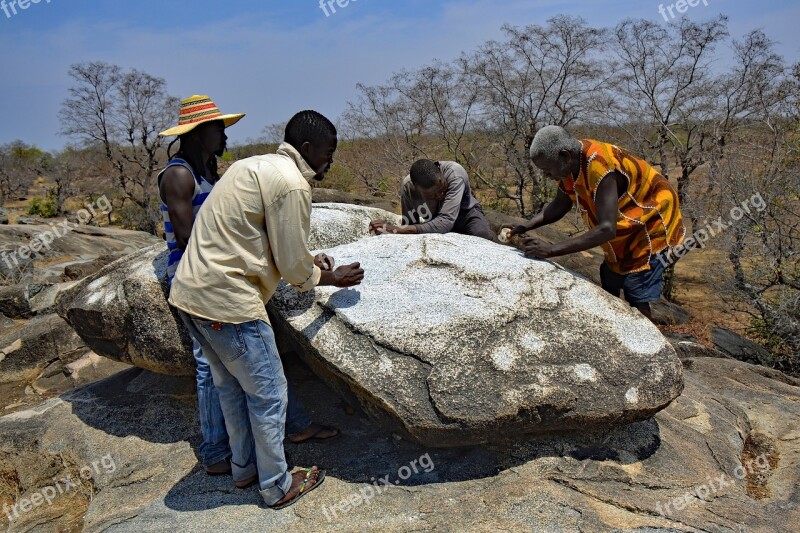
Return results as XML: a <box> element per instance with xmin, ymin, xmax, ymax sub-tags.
<box><xmin>609</xmin><ymin>16</ymin><xmax>729</xmax><ymax>211</ymax></box>
<box><xmin>705</xmin><ymin>58</ymin><xmax>799</xmax><ymax>372</ymax></box>
<box><xmin>342</xmin><ymin>61</ymin><xmax>489</xmax><ymax>196</ymax></box>
<box><xmin>701</xmin><ymin>30</ymin><xmax>788</xmax><ymax>198</ymax></box>
<box><xmin>342</xmin><ymin>73</ymin><xmax>433</xmax><ymax>194</ymax></box>
<box><xmin>342</xmin><ymin>16</ymin><xmax>606</xmax><ymax>215</ymax></box>
<box><xmin>261</xmin><ymin>122</ymin><xmax>288</xmax><ymax>145</ymax></box>
<box><xmin>460</xmin><ymin>16</ymin><xmax>607</xmax><ymax>216</ymax></box>
<box><xmin>0</xmin><ymin>141</ymin><xmax>46</xmax><ymax>206</ymax></box>
<box><xmin>45</xmin><ymin>147</ymin><xmax>84</xmax><ymax>214</ymax></box>
<box><xmin>59</xmin><ymin>62</ymin><xmax>178</xmax><ymax>234</ymax></box>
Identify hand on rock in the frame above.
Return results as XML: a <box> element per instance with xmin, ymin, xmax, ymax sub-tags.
<box><xmin>369</xmin><ymin>220</ymin><xmax>399</xmax><ymax>235</ymax></box>
<box><xmin>332</xmin><ymin>262</ymin><xmax>364</xmax><ymax>288</ymax></box>
<box><xmin>522</xmin><ymin>236</ymin><xmax>553</xmax><ymax>259</ymax></box>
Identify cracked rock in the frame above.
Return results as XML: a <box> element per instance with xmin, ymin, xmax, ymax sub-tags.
<box><xmin>270</xmin><ymin>229</ymin><xmax>684</xmax><ymax>447</ymax></box>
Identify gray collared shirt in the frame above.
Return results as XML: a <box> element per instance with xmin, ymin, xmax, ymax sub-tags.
<box><xmin>400</xmin><ymin>161</ymin><xmax>480</xmax><ymax>234</ymax></box>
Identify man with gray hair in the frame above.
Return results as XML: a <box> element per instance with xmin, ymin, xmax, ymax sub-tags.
<box><xmin>503</xmin><ymin>126</ymin><xmax>685</xmax><ymax>320</ymax></box>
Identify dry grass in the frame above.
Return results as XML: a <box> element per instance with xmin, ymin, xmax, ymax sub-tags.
<box><xmin>742</xmin><ymin>432</ymin><xmax>780</xmax><ymax>500</ymax></box>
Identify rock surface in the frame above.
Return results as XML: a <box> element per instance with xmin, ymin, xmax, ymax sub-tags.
<box><xmin>0</xmin><ymin>223</ymin><xmax>160</xmax><ymax>285</ymax></box>
<box><xmin>712</xmin><ymin>326</ymin><xmax>772</xmax><ymax>366</ymax></box>
<box><xmin>0</xmin><ymin>313</ymin><xmax>86</xmax><ymax>384</ymax></box>
<box><xmin>56</xmin><ymin>204</ymin><xmax>403</xmax><ymax>375</ymax></box>
<box><xmin>56</xmin><ymin>243</ymin><xmax>194</xmax><ymax>376</ymax></box>
<box><xmin>0</xmin><ymin>354</ymin><xmax>797</xmax><ymax>532</ymax></box>
<box><xmin>307</xmin><ymin>203</ymin><xmax>401</xmax><ymax>250</ymax></box>
<box><xmin>271</xmin><ymin>232</ymin><xmax>684</xmax><ymax>447</ymax></box>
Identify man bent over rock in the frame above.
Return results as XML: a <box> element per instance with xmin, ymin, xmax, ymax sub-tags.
<box><xmin>504</xmin><ymin>126</ymin><xmax>685</xmax><ymax>321</ymax></box>
<box><xmin>370</xmin><ymin>159</ymin><xmax>494</xmax><ymax>240</ymax></box>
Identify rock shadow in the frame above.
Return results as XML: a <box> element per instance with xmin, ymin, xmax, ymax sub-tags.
<box><xmin>160</xmin><ymin>353</ymin><xmax>663</xmax><ymax>513</ymax></box>
<box><xmin>63</xmin><ymin>367</ymin><xmax>201</xmax><ymax>447</ymax></box>
<box><xmin>269</xmin><ymin>287</ymin><xmax>362</xmax><ymax>342</ymax></box>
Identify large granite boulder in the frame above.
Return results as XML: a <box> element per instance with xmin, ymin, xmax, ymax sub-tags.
<box><xmin>56</xmin><ymin>243</ymin><xmax>194</xmax><ymax>376</ymax></box>
<box><xmin>270</xmin><ymin>232</ymin><xmax>683</xmax><ymax>447</ymax></box>
<box><xmin>57</xmin><ymin>203</ymin><xmax>682</xmax><ymax>446</ymax></box>
<box><xmin>56</xmin><ymin>204</ymin><xmax>402</xmax><ymax>375</ymax></box>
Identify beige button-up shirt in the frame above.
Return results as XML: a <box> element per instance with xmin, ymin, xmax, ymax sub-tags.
<box><xmin>168</xmin><ymin>142</ymin><xmax>322</xmax><ymax>324</ymax></box>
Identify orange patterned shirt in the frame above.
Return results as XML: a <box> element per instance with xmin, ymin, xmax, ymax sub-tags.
<box><xmin>559</xmin><ymin>140</ymin><xmax>685</xmax><ymax>274</ymax></box>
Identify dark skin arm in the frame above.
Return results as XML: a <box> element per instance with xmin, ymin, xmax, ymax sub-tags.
<box><xmin>369</xmin><ymin>220</ymin><xmax>417</xmax><ymax>235</ymax></box>
<box><xmin>503</xmin><ymin>187</ymin><xmax>574</xmax><ymax>237</ymax></box>
<box><xmin>159</xmin><ymin>166</ymin><xmax>196</xmax><ymax>251</ymax></box>
<box><xmin>523</xmin><ymin>171</ymin><xmax>626</xmax><ymax>259</ymax></box>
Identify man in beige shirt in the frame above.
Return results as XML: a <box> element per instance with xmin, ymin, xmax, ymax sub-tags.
<box><xmin>169</xmin><ymin>110</ymin><xmax>364</xmax><ymax>510</ymax></box>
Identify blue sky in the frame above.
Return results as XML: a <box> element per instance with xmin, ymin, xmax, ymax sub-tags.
<box><xmin>0</xmin><ymin>0</ymin><xmax>798</xmax><ymax>150</ymax></box>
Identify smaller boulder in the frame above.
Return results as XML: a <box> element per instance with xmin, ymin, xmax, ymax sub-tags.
<box><xmin>29</xmin><ymin>281</ymin><xmax>80</xmax><ymax>315</ymax></box>
<box><xmin>0</xmin><ymin>206</ymin><xmax>8</xmax><ymax>225</ymax></box>
<box><xmin>62</xmin><ymin>255</ymin><xmax>120</xmax><ymax>281</ymax></box>
<box><xmin>712</xmin><ymin>327</ymin><xmax>771</xmax><ymax>365</ymax></box>
<box><xmin>650</xmin><ymin>299</ymin><xmax>691</xmax><ymax>326</ymax></box>
<box><xmin>0</xmin><ymin>285</ymin><xmax>32</xmax><ymax>318</ymax></box>
<box><xmin>0</xmin><ymin>313</ymin><xmax>86</xmax><ymax>383</ymax></box>
<box><xmin>16</xmin><ymin>217</ymin><xmax>53</xmax><ymax>225</ymax></box>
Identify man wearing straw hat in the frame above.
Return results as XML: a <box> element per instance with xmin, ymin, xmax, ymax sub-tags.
<box><xmin>169</xmin><ymin>110</ymin><xmax>364</xmax><ymax>508</ymax></box>
<box><xmin>159</xmin><ymin>98</ymin><xmax>338</xmax><ymax>483</ymax></box>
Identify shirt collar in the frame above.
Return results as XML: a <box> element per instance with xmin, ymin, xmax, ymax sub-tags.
<box><xmin>276</xmin><ymin>142</ymin><xmax>317</xmax><ymax>180</ymax></box>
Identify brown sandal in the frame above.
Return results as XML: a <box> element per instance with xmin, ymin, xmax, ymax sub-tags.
<box><xmin>270</xmin><ymin>468</ymin><xmax>326</xmax><ymax>510</ymax></box>
<box><xmin>288</xmin><ymin>425</ymin><xmax>340</xmax><ymax>444</ymax></box>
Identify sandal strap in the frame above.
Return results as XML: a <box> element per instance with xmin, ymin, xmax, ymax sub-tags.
<box><xmin>298</xmin><ymin>468</ymin><xmax>317</xmax><ymax>494</ymax></box>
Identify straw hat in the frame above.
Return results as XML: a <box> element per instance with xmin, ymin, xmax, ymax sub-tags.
<box><xmin>159</xmin><ymin>95</ymin><xmax>245</xmax><ymax>137</ymax></box>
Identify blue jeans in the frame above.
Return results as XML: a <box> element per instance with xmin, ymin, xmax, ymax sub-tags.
<box><xmin>192</xmin><ymin>338</ymin><xmax>231</xmax><ymax>467</ymax></box>
<box><xmin>600</xmin><ymin>251</ymin><xmax>669</xmax><ymax>305</ymax></box>
<box><xmin>180</xmin><ymin>311</ymin><xmax>310</xmax><ymax>505</ymax></box>
<box><xmin>191</xmin><ymin>338</ymin><xmax>312</xmax><ymax>468</ymax></box>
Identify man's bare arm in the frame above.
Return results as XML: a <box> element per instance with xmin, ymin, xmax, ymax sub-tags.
<box><xmin>506</xmin><ymin>187</ymin><xmax>573</xmax><ymax>236</ymax></box>
<box><xmin>160</xmin><ymin>166</ymin><xmax>197</xmax><ymax>250</ymax></box>
<box><xmin>523</xmin><ymin>172</ymin><xmax>625</xmax><ymax>258</ymax></box>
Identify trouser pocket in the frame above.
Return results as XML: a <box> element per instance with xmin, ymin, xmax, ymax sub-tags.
<box><xmin>192</xmin><ymin>318</ymin><xmax>248</xmax><ymax>363</ymax></box>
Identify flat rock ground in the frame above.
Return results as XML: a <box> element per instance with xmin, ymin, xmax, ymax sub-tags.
<box><xmin>1</xmin><ymin>350</ymin><xmax>798</xmax><ymax>533</ymax></box>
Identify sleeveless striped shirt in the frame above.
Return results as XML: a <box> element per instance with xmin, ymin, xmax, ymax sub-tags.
<box><xmin>157</xmin><ymin>158</ymin><xmax>215</xmax><ymax>283</ymax></box>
